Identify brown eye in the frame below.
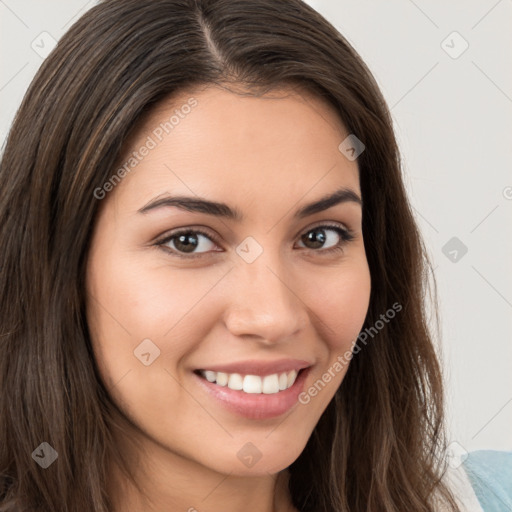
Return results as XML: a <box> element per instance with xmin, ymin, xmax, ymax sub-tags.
<box><xmin>157</xmin><ymin>229</ymin><xmax>220</xmax><ymax>258</ymax></box>
<box><xmin>297</xmin><ymin>225</ymin><xmax>355</xmax><ymax>254</ymax></box>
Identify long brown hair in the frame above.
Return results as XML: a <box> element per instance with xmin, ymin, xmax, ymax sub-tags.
<box><xmin>0</xmin><ymin>1</ymin><xmax>459</xmax><ymax>510</ymax></box>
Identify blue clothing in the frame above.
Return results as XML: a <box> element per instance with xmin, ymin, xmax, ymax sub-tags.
<box><xmin>462</xmin><ymin>450</ymin><xmax>512</xmax><ymax>511</ymax></box>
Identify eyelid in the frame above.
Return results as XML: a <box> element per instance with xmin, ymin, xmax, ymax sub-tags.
<box><xmin>296</xmin><ymin>219</ymin><xmax>351</xmax><ymax>237</ymax></box>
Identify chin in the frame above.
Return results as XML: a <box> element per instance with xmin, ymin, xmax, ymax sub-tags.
<box><xmin>200</xmin><ymin>434</ymin><xmax>309</xmax><ymax>477</ymax></box>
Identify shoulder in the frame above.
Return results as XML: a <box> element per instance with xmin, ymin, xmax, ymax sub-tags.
<box><xmin>461</xmin><ymin>449</ymin><xmax>512</xmax><ymax>512</ymax></box>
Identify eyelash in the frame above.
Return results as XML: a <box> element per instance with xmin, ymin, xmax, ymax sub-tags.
<box><xmin>155</xmin><ymin>223</ymin><xmax>356</xmax><ymax>260</ymax></box>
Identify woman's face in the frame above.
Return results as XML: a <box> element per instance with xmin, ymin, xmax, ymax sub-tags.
<box><xmin>85</xmin><ymin>85</ymin><xmax>371</xmax><ymax>478</ymax></box>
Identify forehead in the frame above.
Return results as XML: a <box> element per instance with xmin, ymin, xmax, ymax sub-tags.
<box><xmin>109</xmin><ymin>84</ymin><xmax>360</xmax><ymax>217</ymax></box>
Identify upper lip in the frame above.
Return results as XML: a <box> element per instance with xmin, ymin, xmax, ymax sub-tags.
<box><xmin>196</xmin><ymin>358</ymin><xmax>313</xmax><ymax>376</ymax></box>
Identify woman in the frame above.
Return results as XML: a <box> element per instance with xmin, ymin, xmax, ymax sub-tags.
<box><xmin>0</xmin><ymin>1</ymin><xmax>510</xmax><ymax>511</ymax></box>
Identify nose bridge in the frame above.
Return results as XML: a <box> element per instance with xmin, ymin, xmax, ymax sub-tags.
<box><xmin>223</xmin><ymin>240</ymin><xmax>306</xmax><ymax>342</ymax></box>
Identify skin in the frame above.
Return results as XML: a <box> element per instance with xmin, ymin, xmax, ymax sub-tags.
<box><xmin>85</xmin><ymin>84</ymin><xmax>371</xmax><ymax>512</ymax></box>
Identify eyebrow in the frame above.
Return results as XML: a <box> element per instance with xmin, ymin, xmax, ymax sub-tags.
<box><xmin>137</xmin><ymin>187</ymin><xmax>362</xmax><ymax>220</ymax></box>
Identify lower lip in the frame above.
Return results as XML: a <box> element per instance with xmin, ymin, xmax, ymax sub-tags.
<box><xmin>193</xmin><ymin>368</ymin><xmax>310</xmax><ymax>420</ymax></box>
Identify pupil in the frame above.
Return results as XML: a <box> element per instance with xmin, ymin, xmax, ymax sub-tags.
<box><xmin>304</xmin><ymin>228</ymin><xmax>326</xmax><ymax>249</ymax></box>
<box><xmin>176</xmin><ymin>232</ymin><xmax>198</xmax><ymax>253</ymax></box>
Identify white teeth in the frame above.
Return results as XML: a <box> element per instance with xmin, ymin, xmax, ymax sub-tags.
<box><xmin>199</xmin><ymin>369</ymin><xmax>300</xmax><ymax>394</ymax></box>
<box><xmin>204</xmin><ymin>370</ymin><xmax>216</xmax><ymax>382</ymax></box>
<box><xmin>216</xmin><ymin>372</ymin><xmax>228</xmax><ymax>386</ymax></box>
<box><xmin>243</xmin><ymin>375</ymin><xmax>262</xmax><ymax>393</ymax></box>
<box><xmin>262</xmin><ymin>374</ymin><xmax>280</xmax><ymax>394</ymax></box>
<box><xmin>278</xmin><ymin>372</ymin><xmax>288</xmax><ymax>390</ymax></box>
<box><xmin>287</xmin><ymin>370</ymin><xmax>297</xmax><ymax>388</ymax></box>
<box><xmin>228</xmin><ymin>373</ymin><xmax>243</xmax><ymax>390</ymax></box>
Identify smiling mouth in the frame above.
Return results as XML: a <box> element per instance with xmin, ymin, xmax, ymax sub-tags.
<box><xmin>193</xmin><ymin>368</ymin><xmax>304</xmax><ymax>394</ymax></box>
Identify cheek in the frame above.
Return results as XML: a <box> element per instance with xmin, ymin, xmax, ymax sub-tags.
<box><xmin>85</xmin><ymin>247</ymin><xmax>227</xmax><ymax>380</ymax></box>
<box><xmin>305</xmin><ymin>257</ymin><xmax>371</xmax><ymax>353</ymax></box>
<box><xmin>84</xmin><ymin>249</ymin><xmax>216</xmax><ymax>432</ymax></box>
<box><xmin>288</xmin><ymin>265</ymin><xmax>370</xmax><ymax>430</ymax></box>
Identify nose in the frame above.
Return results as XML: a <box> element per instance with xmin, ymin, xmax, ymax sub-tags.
<box><xmin>222</xmin><ymin>252</ymin><xmax>308</xmax><ymax>344</ymax></box>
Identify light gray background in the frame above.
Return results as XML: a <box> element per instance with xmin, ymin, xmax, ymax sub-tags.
<box><xmin>1</xmin><ymin>1</ymin><xmax>511</xmax><ymax>454</ymax></box>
